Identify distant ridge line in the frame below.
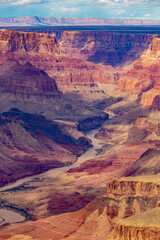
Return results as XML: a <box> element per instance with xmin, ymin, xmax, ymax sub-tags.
<box><xmin>1</xmin><ymin>17</ymin><xmax>160</xmax><ymax>27</ymax></box>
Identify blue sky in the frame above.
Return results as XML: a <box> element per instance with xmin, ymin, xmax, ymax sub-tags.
<box><xmin>0</xmin><ymin>0</ymin><xmax>160</xmax><ymax>19</ymax></box>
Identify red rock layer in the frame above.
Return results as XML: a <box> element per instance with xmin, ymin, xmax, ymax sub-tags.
<box><xmin>0</xmin><ymin>59</ymin><xmax>60</xmax><ymax>99</ymax></box>
<box><xmin>0</xmin><ymin>30</ymin><xmax>117</xmax><ymax>90</ymax></box>
<box><xmin>68</xmin><ymin>143</ymin><xmax>153</xmax><ymax>176</ymax></box>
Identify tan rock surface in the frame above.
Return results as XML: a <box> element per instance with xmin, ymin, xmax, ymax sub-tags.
<box><xmin>109</xmin><ymin>208</ymin><xmax>160</xmax><ymax>240</ymax></box>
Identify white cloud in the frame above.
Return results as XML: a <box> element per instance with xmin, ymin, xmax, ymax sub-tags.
<box><xmin>95</xmin><ymin>0</ymin><xmax>160</xmax><ymax>4</ymax></box>
<box><xmin>0</xmin><ymin>0</ymin><xmax>45</xmax><ymax>5</ymax></box>
<box><xmin>144</xmin><ymin>13</ymin><xmax>151</xmax><ymax>16</ymax></box>
<box><xmin>11</xmin><ymin>0</ymin><xmax>43</xmax><ymax>5</ymax></box>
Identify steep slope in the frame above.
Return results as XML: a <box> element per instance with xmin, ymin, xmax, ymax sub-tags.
<box><xmin>0</xmin><ymin>27</ymin><xmax>159</xmax><ymax>240</ymax></box>
<box><xmin>0</xmin><ymin>29</ymin><xmax>62</xmax><ymax>54</ymax></box>
<box><xmin>59</xmin><ymin>31</ymin><xmax>153</xmax><ymax>66</ymax></box>
<box><xmin>0</xmin><ymin>29</ymin><xmax>119</xmax><ymax>99</ymax></box>
<box><xmin>0</xmin><ymin>108</ymin><xmax>92</xmax><ymax>187</ymax></box>
<box><xmin>0</xmin><ymin>58</ymin><xmax>60</xmax><ymax>99</ymax></box>
<box><xmin>110</xmin><ymin>208</ymin><xmax>160</xmax><ymax>240</ymax></box>
<box><xmin>118</xmin><ymin>37</ymin><xmax>160</xmax><ymax>108</ymax></box>
<box><xmin>0</xmin><ymin>57</ymin><xmax>110</xmax><ymax>122</ymax></box>
<box><xmin>107</xmin><ymin>175</ymin><xmax>160</xmax><ymax>240</ymax></box>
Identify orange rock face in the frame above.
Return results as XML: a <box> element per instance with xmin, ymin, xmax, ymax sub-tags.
<box><xmin>117</xmin><ymin>37</ymin><xmax>160</xmax><ymax>108</ymax></box>
<box><xmin>134</xmin><ymin>118</ymin><xmax>160</xmax><ymax>133</ymax></box>
<box><xmin>0</xmin><ymin>30</ymin><xmax>61</xmax><ymax>54</ymax></box>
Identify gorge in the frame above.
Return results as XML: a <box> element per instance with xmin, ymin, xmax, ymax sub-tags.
<box><xmin>0</xmin><ymin>26</ymin><xmax>159</xmax><ymax>240</ymax></box>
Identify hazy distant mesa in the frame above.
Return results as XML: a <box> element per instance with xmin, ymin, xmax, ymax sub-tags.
<box><xmin>1</xmin><ymin>16</ymin><xmax>160</xmax><ymax>26</ymax></box>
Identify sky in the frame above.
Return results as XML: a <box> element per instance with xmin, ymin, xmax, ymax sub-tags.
<box><xmin>0</xmin><ymin>0</ymin><xmax>160</xmax><ymax>19</ymax></box>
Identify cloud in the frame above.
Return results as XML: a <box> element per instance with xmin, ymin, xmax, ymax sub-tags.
<box><xmin>0</xmin><ymin>0</ymin><xmax>160</xmax><ymax>19</ymax></box>
<box><xmin>1</xmin><ymin>0</ymin><xmax>45</xmax><ymax>5</ymax></box>
<box><xmin>144</xmin><ymin>13</ymin><xmax>151</xmax><ymax>17</ymax></box>
<box><xmin>95</xmin><ymin>0</ymin><xmax>160</xmax><ymax>4</ymax></box>
<box><xmin>12</xmin><ymin>0</ymin><xmax>43</xmax><ymax>5</ymax></box>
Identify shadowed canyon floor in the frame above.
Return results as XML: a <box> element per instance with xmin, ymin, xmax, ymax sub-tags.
<box><xmin>0</xmin><ymin>27</ymin><xmax>159</xmax><ymax>240</ymax></box>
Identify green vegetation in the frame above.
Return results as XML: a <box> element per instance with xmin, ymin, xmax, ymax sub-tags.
<box><xmin>96</xmin><ymin>144</ymin><xmax>111</xmax><ymax>156</ymax></box>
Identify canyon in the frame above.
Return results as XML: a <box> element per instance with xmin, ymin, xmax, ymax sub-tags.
<box><xmin>0</xmin><ymin>26</ymin><xmax>159</xmax><ymax>240</ymax></box>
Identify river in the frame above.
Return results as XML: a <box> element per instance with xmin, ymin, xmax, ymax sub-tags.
<box><xmin>0</xmin><ymin>209</ymin><xmax>25</xmax><ymax>226</ymax></box>
<box><xmin>0</xmin><ymin>128</ymin><xmax>104</xmax><ymax>226</ymax></box>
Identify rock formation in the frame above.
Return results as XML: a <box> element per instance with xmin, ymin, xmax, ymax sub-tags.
<box><xmin>117</xmin><ymin>37</ymin><xmax>160</xmax><ymax>110</ymax></box>
<box><xmin>0</xmin><ymin>29</ymin><xmax>118</xmax><ymax>99</ymax></box>
<box><xmin>107</xmin><ymin>175</ymin><xmax>160</xmax><ymax>240</ymax></box>
<box><xmin>58</xmin><ymin>31</ymin><xmax>153</xmax><ymax>66</ymax></box>
<box><xmin>0</xmin><ymin>29</ymin><xmax>61</xmax><ymax>54</ymax></box>
<box><xmin>0</xmin><ymin>108</ymin><xmax>92</xmax><ymax>186</ymax></box>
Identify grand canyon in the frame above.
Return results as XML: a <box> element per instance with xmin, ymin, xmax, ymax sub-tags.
<box><xmin>0</xmin><ymin>19</ymin><xmax>159</xmax><ymax>240</ymax></box>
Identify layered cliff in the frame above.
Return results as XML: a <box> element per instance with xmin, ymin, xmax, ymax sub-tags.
<box><xmin>110</xmin><ymin>208</ymin><xmax>160</xmax><ymax>240</ymax></box>
<box><xmin>117</xmin><ymin>37</ymin><xmax>160</xmax><ymax>107</ymax></box>
<box><xmin>0</xmin><ymin>57</ymin><xmax>109</xmax><ymax>121</ymax></box>
<box><xmin>0</xmin><ymin>29</ymin><xmax>158</xmax><ymax>102</ymax></box>
<box><xmin>59</xmin><ymin>31</ymin><xmax>153</xmax><ymax>66</ymax></box>
<box><xmin>0</xmin><ymin>29</ymin><xmax>61</xmax><ymax>54</ymax></box>
<box><xmin>0</xmin><ymin>27</ymin><xmax>159</xmax><ymax>240</ymax></box>
<box><xmin>134</xmin><ymin>117</ymin><xmax>160</xmax><ymax>133</ymax></box>
<box><xmin>0</xmin><ymin>29</ymin><xmax>118</xmax><ymax>98</ymax></box>
<box><xmin>0</xmin><ymin>58</ymin><xmax>60</xmax><ymax>99</ymax></box>
<box><xmin>106</xmin><ymin>175</ymin><xmax>160</xmax><ymax>197</ymax></box>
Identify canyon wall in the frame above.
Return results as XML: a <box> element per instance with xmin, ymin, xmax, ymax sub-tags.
<box><xmin>106</xmin><ymin>176</ymin><xmax>160</xmax><ymax>197</ymax></box>
<box><xmin>0</xmin><ymin>29</ymin><xmax>118</xmax><ymax>99</ymax></box>
<box><xmin>117</xmin><ymin>37</ymin><xmax>160</xmax><ymax>109</ymax></box>
<box><xmin>58</xmin><ymin>31</ymin><xmax>154</xmax><ymax>66</ymax></box>
<box><xmin>111</xmin><ymin>208</ymin><xmax>160</xmax><ymax>240</ymax></box>
<box><xmin>134</xmin><ymin>118</ymin><xmax>160</xmax><ymax>133</ymax></box>
<box><xmin>0</xmin><ymin>29</ymin><xmax>156</xmax><ymax>101</ymax></box>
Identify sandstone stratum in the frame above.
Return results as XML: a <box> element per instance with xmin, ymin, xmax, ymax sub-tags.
<box><xmin>0</xmin><ymin>27</ymin><xmax>159</xmax><ymax>240</ymax></box>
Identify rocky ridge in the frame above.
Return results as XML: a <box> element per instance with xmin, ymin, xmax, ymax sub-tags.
<box><xmin>0</xmin><ymin>108</ymin><xmax>92</xmax><ymax>186</ymax></box>
<box><xmin>1</xmin><ymin>17</ymin><xmax>160</xmax><ymax>26</ymax></box>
